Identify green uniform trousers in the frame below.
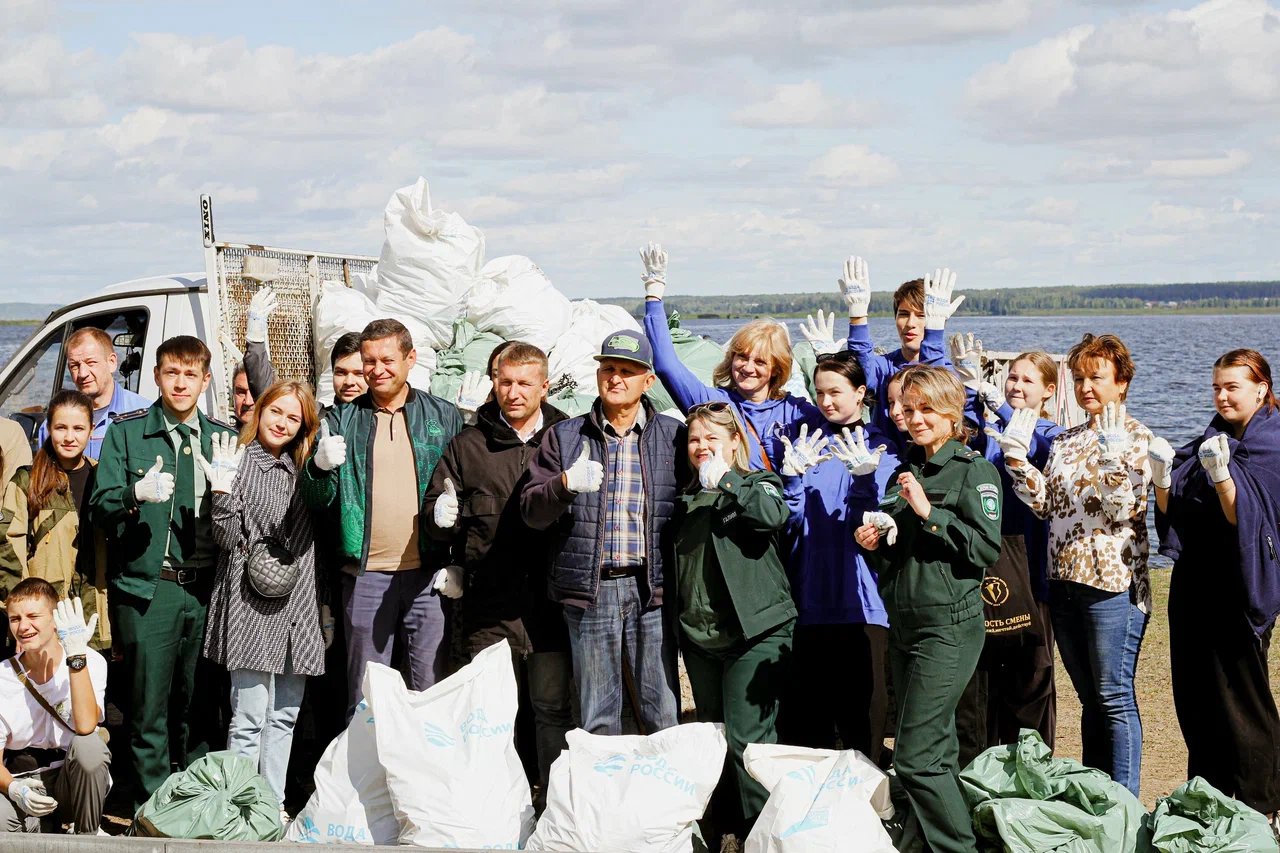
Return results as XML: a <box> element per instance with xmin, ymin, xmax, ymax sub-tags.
<box><xmin>889</xmin><ymin>611</ymin><xmax>985</xmax><ymax>853</ymax></box>
<box><xmin>683</xmin><ymin>621</ymin><xmax>793</xmax><ymax>839</ymax></box>
<box><xmin>114</xmin><ymin>577</ymin><xmax>214</xmax><ymax>808</ymax></box>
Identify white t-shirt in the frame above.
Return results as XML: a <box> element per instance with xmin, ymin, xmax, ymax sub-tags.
<box><xmin>0</xmin><ymin>650</ymin><xmax>107</xmax><ymax>751</ymax></box>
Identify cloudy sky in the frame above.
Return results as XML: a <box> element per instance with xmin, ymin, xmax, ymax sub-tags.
<box><xmin>2</xmin><ymin>0</ymin><xmax>1277</xmax><ymax>303</ymax></box>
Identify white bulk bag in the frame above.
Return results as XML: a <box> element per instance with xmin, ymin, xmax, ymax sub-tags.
<box><xmin>467</xmin><ymin>255</ymin><xmax>573</xmax><ymax>352</ymax></box>
<box><xmin>743</xmin><ymin>745</ymin><xmax>896</xmax><ymax>853</ymax></box>
<box><xmin>367</xmin><ymin>642</ymin><xmax>534</xmax><ymax>849</ymax></box>
<box><xmin>526</xmin><ymin>723</ymin><xmax>727</xmax><ymax>853</ymax></box>
<box><xmin>375</xmin><ymin>177</ymin><xmax>485</xmax><ymax>351</ymax></box>
<box><xmin>546</xmin><ymin>299</ymin><xmax>642</xmax><ymax>398</ymax></box>
<box><xmin>313</xmin><ymin>280</ymin><xmax>378</xmax><ymax>407</ymax></box>
<box><xmin>284</xmin><ymin>697</ymin><xmax>398</xmax><ymax>846</ymax></box>
<box><xmin>396</xmin><ymin>317</ymin><xmax>438</xmax><ymax>394</ymax></box>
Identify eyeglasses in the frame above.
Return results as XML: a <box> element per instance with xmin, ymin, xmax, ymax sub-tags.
<box><xmin>688</xmin><ymin>401</ymin><xmax>732</xmax><ymax>414</ymax></box>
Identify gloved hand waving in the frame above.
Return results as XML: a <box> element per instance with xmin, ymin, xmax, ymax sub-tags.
<box><xmin>455</xmin><ymin>371</ymin><xmax>493</xmax><ymax>424</ymax></box>
<box><xmin>798</xmin><ymin>309</ymin><xmax>839</xmax><ymax>355</ymax></box>
<box><xmin>923</xmin><ymin>268</ymin><xmax>963</xmax><ymax>331</ymax></box>
<box><xmin>839</xmin><ymin>256</ymin><xmax>871</xmax><ymax>319</ymax></box>
<box><xmin>313</xmin><ymin>422</ymin><xmax>347</xmax><ymax>472</ymax></box>
<box><xmin>949</xmin><ymin>333</ymin><xmax>983</xmax><ymax>386</ymax></box>
<box><xmin>997</xmin><ymin>407</ymin><xmax>1038</xmax><ymax>463</ymax></box>
<box><xmin>830</xmin><ymin>426</ymin><xmax>886</xmax><ymax>476</ymax></box>
<box><xmin>779</xmin><ymin>424</ymin><xmax>832</xmax><ymax>477</ymax></box>
<box><xmin>640</xmin><ymin>242</ymin><xmax>668</xmax><ymax>300</ymax></box>
<box><xmin>245</xmin><ymin>286</ymin><xmax>277</xmax><ymax>345</ymax></box>
<box><xmin>1095</xmin><ymin>402</ymin><xmax>1131</xmax><ymax>462</ymax></box>
<box><xmin>563</xmin><ymin>446</ymin><xmax>604</xmax><ymax>494</ymax></box>
<box><xmin>54</xmin><ymin>596</ymin><xmax>98</xmax><ymax>659</ymax></box>
<box><xmin>195</xmin><ymin>431</ymin><xmax>245</xmax><ymax>494</ymax></box>
<box><xmin>134</xmin><ymin>456</ymin><xmax>175</xmax><ymax>504</ymax></box>
<box><xmin>1147</xmin><ymin>436</ymin><xmax>1175</xmax><ymax>490</ymax></box>
<box><xmin>1197</xmin><ymin>433</ymin><xmax>1232</xmax><ymax>484</ymax></box>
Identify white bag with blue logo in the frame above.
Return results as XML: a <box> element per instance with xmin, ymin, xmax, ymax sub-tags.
<box><xmin>525</xmin><ymin>722</ymin><xmax>727</xmax><ymax>853</ymax></box>
<box><xmin>368</xmin><ymin>641</ymin><xmax>535</xmax><ymax>849</ymax></box>
<box><xmin>742</xmin><ymin>745</ymin><xmax>896</xmax><ymax>853</ymax></box>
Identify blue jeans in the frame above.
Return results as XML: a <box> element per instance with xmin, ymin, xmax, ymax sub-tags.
<box><xmin>229</xmin><ymin>660</ymin><xmax>308</xmax><ymax>804</ymax></box>
<box><xmin>563</xmin><ymin>576</ymin><xmax>679</xmax><ymax>735</ymax></box>
<box><xmin>1050</xmin><ymin>580</ymin><xmax>1149</xmax><ymax>796</ymax></box>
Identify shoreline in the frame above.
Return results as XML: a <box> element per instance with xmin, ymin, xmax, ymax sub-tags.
<box><xmin>670</xmin><ymin>307</ymin><xmax>1280</xmax><ymax>320</ymax></box>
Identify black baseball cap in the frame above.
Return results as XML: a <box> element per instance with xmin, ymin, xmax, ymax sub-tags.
<box><xmin>594</xmin><ymin>330</ymin><xmax>653</xmax><ymax>371</ymax></box>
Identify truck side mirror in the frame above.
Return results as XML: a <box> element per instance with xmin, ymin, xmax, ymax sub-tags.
<box><xmin>113</xmin><ymin>332</ymin><xmax>140</xmax><ymax>349</ymax></box>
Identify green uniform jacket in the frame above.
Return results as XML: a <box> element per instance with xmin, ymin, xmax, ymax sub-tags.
<box><xmin>674</xmin><ymin>469</ymin><xmax>797</xmax><ymax>641</ymax></box>
<box><xmin>87</xmin><ymin>403</ymin><xmax>238</xmax><ymax>601</ymax></box>
<box><xmin>299</xmin><ymin>387</ymin><xmax>462</xmax><ymax>575</ymax></box>
<box><xmin>866</xmin><ymin>440</ymin><xmax>1003</xmax><ymax>628</ymax></box>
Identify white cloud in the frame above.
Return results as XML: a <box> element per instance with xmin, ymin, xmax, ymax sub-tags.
<box><xmin>807</xmin><ymin>145</ymin><xmax>900</xmax><ymax>187</ymax></box>
<box><xmin>503</xmin><ymin>163</ymin><xmax>639</xmax><ymax>199</ymax></box>
<box><xmin>731</xmin><ymin>80</ymin><xmax>880</xmax><ymax>129</ymax></box>
<box><xmin>1145</xmin><ymin>149</ymin><xmax>1253</xmax><ymax>179</ymax></box>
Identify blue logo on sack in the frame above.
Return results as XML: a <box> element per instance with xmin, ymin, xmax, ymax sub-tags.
<box><xmin>356</xmin><ymin>700</ymin><xmax>373</xmax><ymax>725</ymax></box>
<box><xmin>293</xmin><ymin>817</ymin><xmax>321</xmax><ymax>843</ymax></box>
<box><xmin>785</xmin><ymin>766</ymin><xmax>818</xmax><ymax>785</ymax></box>
<box><xmin>423</xmin><ymin>720</ymin><xmax>457</xmax><ymax>747</ymax></box>
<box><xmin>459</xmin><ymin>708</ymin><xmax>514</xmax><ymax>743</ymax></box>
<box><xmin>594</xmin><ymin>754</ymin><xmax>627</xmax><ymax>777</ymax></box>
<box><xmin>625</xmin><ymin>752</ymin><xmax>697</xmax><ymax>795</ymax></box>
<box><xmin>781</xmin><ymin>808</ymin><xmax>830</xmax><ymax>838</ymax></box>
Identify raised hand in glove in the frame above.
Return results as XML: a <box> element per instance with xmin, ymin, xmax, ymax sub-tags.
<box><xmin>949</xmin><ymin>333</ymin><xmax>983</xmax><ymax>385</ymax></box>
<box><xmin>839</xmin><ymin>256</ymin><xmax>871</xmax><ymax>320</ymax></box>
<box><xmin>431</xmin><ymin>567</ymin><xmax>464</xmax><ymax>599</ymax></box>
<box><xmin>798</xmin><ymin>309</ymin><xmax>839</xmax><ymax>355</ymax></box>
<box><xmin>434</xmin><ymin>478</ymin><xmax>459</xmax><ymax>529</ymax></box>
<box><xmin>7</xmin><ymin>778</ymin><xmax>57</xmax><ymax>818</ymax></box>
<box><xmin>134</xmin><ymin>456</ymin><xmax>175</xmax><ymax>504</ymax></box>
<box><xmin>698</xmin><ymin>454</ymin><xmax>731</xmax><ymax>491</ymax></box>
<box><xmin>1147</xmin><ymin>436</ymin><xmax>1175</xmax><ymax>490</ymax></box>
<box><xmin>640</xmin><ymin>242</ymin><xmax>668</xmax><ymax>300</ymax></box>
<box><xmin>245</xmin><ymin>286</ymin><xmax>277</xmax><ymax>345</ymax></box>
<box><xmin>195</xmin><ymin>431</ymin><xmax>245</xmax><ymax>494</ymax></box>
<box><xmin>779</xmin><ymin>424</ymin><xmax>831</xmax><ymax>477</ymax></box>
<box><xmin>1095</xmin><ymin>402</ymin><xmax>1131</xmax><ymax>461</ymax></box>
<box><xmin>455</xmin><ymin>371</ymin><xmax>493</xmax><ymax>424</ymax></box>
<box><xmin>1197</xmin><ymin>433</ymin><xmax>1232</xmax><ymax>484</ymax></box>
<box><xmin>313</xmin><ymin>422</ymin><xmax>347</xmax><ymax>472</ymax></box>
<box><xmin>998</xmin><ymin>406</ymin><xmax>1038</xmax><ymax>463</ymax></box>
<box><xmin>563</xmin><ymin>446</ymin><xmax>604</xmax><ymax>494</ymax></box>
<box><xmin>975</xmin><ymin>381</ymin><xmax>1006</xmax><ymax>413</ymax></box>
<box><xmin>923</xmin><ymin>268</ymin><xmax>963</xmax><ymax>331</ymax></box>
<box><xmin>830</xmin><ymin>426</ymin><xmax>886</xmax><ymax>476</ymax></box>
<box><xmin>54</xmin><ymin>596</ymin><xmax>98</xmax><ymax>658</ymax></box>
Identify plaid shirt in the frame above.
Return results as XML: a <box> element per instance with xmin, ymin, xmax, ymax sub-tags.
<box><xmin>602</xmin><ymin>408</ymin><xmax>648</xmax><ymax>569</ymax></box>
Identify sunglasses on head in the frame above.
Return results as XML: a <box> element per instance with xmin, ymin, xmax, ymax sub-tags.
<box><xmin>689</xmin><ymin>401</ymin><xmax>732</xmax><ymax>414</ymax></box>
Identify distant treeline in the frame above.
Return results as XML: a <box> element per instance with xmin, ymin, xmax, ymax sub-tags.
<box><xmin>601</xmin><ymin>281</ymin><xmax>1280</xmax><ymax>318</ymax></box>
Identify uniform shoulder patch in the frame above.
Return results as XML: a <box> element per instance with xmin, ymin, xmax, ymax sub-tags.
<box><xmin>760</xmin><ymin>482</ymin><xmax>780</xmax><ymax>499</ymax></box>
<box><xmin>110</xmin><ymin>408</ymin><xmax>148</xmax><ymax>423</ymax></box>
<box><xmin>977</xmin><ymin>482</ymin><xmax>1000</xmax><ymax>520</ymax></box>
<box><xmin>878</xmin><ymin>493</ymin><xmax>899</xmax><ymax>507</ymax></box>
<box><xmin>206</xmin><ymin>415</ymin><xmax>237</xmax><ymax>431</ymax></box>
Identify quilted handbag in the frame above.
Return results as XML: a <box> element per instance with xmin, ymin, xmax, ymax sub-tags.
<box><xmin>246</xmin><ymin>536</ymin><xmax>300</xmax><ymax>599</ymax></box>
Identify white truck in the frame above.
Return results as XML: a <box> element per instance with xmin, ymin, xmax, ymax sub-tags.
<box><xmin>0</xmin><ymin>196</ymin><xmax>377</xmax><ymax>442</ymax></box>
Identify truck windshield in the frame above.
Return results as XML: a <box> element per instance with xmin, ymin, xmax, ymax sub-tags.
<box><xmin>0</xmin><ymin>329</ymin><xmax>63</xmax><ymax>428</ymax></box>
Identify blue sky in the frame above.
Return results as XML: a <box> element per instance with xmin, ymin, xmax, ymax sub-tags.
<box><xmin>2</xmin><ymin>0</ymin><xmax>1277</xmax><ymax>302</ymax></box>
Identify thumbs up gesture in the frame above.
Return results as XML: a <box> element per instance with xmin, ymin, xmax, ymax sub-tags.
<box><xmin>433</xmin><ymin>478</ymin><xmax>460</xmax><ymax>529</ymax></box>
<box><xmin>563</xmin><ymin>445</ymin><xmax>604</xmax><ymax>494</ymax></box>
<box><xmin>313</xmin><ymin>421</ymin><xmax>347</xmax><ymax>472</ymax></box>
<box><xmin>134</xmin><ymin>455</ymin><xmax>176</xmax><ymax>504</ymax></box>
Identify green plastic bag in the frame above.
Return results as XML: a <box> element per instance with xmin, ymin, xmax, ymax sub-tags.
<box><xmin>132</xmin><ymin>750</ymin><xmax>283</xmax><ymax>841</ymax></box>
<box><xmin>960</xmin><ymin>729</ymin><xmax>1150</xmax><ymax>853</ymax></box>
<box><xmin>429</xmin><ymin>318</ymin><xmax>506</xmax><ymax>404</ymax></box>
<box><xmin>790</xmin><ymin>340</ymin><xmax>818</xmax><ymax>399</ymax></box>
<box><xmin>1148</xmin><ymin>777</ymin><xmax>1277</xmax><ymax>853</ymax></box>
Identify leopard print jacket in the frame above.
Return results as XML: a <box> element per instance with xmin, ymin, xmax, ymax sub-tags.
<box><xmin>1005</xmin><ymin>415</ymin><xmax>1154</xmax><ymax>613</ymax></box>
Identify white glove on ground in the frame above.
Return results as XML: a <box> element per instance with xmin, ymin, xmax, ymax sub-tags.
<box><xmin>245</xmin><ymin>286</ymin><xmax>277</xmax><ymax>345</ymax></box>
<box><xmin>434</xmin><ymin>478</ymin><xmax>459</xmax><ymax>529</ymax></box>
<box><xmin>320</xmin><ymin>605</ymin><xmax>335</xmax><ymax>650</ymax></box>
<box><xmin>950</xmin><ymin>333</ymin><xmax>983</xmax><ymax>385</ymax></box>
<box><xmin>432</xmin><ymin>567</ymin><xmax>464</xmax><ymax>599</ymax></box>
<box><xmin>1095</xmin><ymin>402</ymin><xmax>1131</xmax><ymax>461</ymax></box>
<box><xmin>998</xmin><ymin>407</ymin><xmax>1038</xmax><ymax>463</ymax></box>
<box><xmin>455</xmin><ymin>371</ymin><xmax>492</xmax><ymax>424</ymax></box>
<box><xmin>1198</xmin><ymin>433</ymin><xmax>1232</xmax><ymax>484</ymax></box>
<box><xmin>133</xmin><ymin>456</ymin><xmax>175</xmax><ymax>504</ymax></box>
<box><xmin>313</xmin><ymin>422</ymin><xmax>347</xmax><ymax>472</ymax></box>
<box><xmin>54</xmin><ymin>597</ymin><xmax>98</xmax><ymax>659</ymax></box>
<box><xmin>779</xmin><ymin>424</ymin><xmax>832</xmax><ymax>477</ymax></box>
<box><xmin>1147</xmin><ymin>436</ymin><xmax>1175</xmax><ymax>490</ymax></box>
<box><xmin>798</xmin><ymin>309</ymin><xmax>839</xmax><ymax>355</ymax></box>
<box><xmin>640</xmin><ymin>242</ymin><xmax>667</xmax><ymax>300</ymax></box>
<box><xmin>862</xmin><ymin>511</ymin><xmax>898</xmax><ymax>546</ymax></box>
<box><xmin>698</xmin><ymin>455</ymin><xmax>732</xmax><ymax>491</ymax></box>
<box><xmin>830</xmin><ymin>426</ymin><xmax>886</xmax><ymax>476</ymax></box>
<box><xmin>7</xmin><ymin>778</ymin><xmax>57</xmax><ymax>818</ymax></box>
<box><xmin>839</xmin><ymin>256</ymin><xmax>871</xmax><ymax>319</ymax></box>
<box><xmin>195</xmin><ymin>431</ymin><xmax>245</xmax><ymax>494</ymax></box>
<box><xmin>923</xmin><ymin>268</ymin><xmax>963</xmax><ymax>331</ymax></box>
<box><xmin>564</xmin><ymin>446</ymin><xmax>604</xmax><ymax>494</ymax></box>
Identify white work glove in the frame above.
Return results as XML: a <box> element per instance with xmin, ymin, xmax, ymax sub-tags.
<box><xmin>798</xmin><ymin>309</ymin><xmax>839</xmax><ymax>355</ymax></box>
<box><xmin>862</xmin><ymin>511</ymin><xmax>898</xmax><ymax>546</ymax></box>
<box><xmin>7</xmin><ymin>778</ymin><xmax>57</xmax><ymax>818</ymax></box>
<box><xmin>975</xmin><ymin>381</ymin><xmax>1006</xmax><ymax>413</ymax></box>
<box><xmin>455</xmin><ymin>371</ymin><xmax>492</xmax><ymax>424</ymax></box>
<box><xmin>950</xmin><ymin>333</ymin><xmax>983</xmax><ymax>386</ymax></box>
<box><xmin>313</xmin><ymin>422</ymin><xmax>347</xmax><ymax>472</ymax></box>
<box><xmin>640</xmin><ymin>242</ymin><xmax>668</xmax><ymax>300</ymax></box>
<box><xmin>563</xmin><ymin>446</ymin><xmax>604</xmax><ymax>494</ymax></box>
<box><xmin>53</xmin><ymin>596</ymin><xmax>98</xmax><ymax>658</ymax></box>
<box><xmin>133</xmin><ymin>456</ymin><xmax>175</xmax><ymax>504</ymax></box>
<box><xmin>431</xmin><ymin>566</ymin><xmax>464</xmax><ymax>600</ymax></box>
<box><xmin>194</xmin><ymin>431</ymin><xmax>245</xmax><ymax>494</ymax></box>
<box><xmin>245</xmin><ymin>286</ymin><xmax>277</xmax><ymax>345</ymax></box>
<box><xmin>923</xmin><ymin>268</ymin><xmax>963</xmax><ymax>331</ymax></box>
<box><xmin>320</xmin><ymin>605</ymin><xmax>335</xmax><ymax>650</ymax></box>
<box><xmin>1095</xmin><ymin>402</ymin><xmax>1131</xmax><ymax>462</ymax></box>
<box><xmin>698</xmin><ymin>455</ymin><xmax>732</xmax><ymax>491</ymax></box>
<box><xmin>830</xmin><ymin>426</ymin><xmax>886</xmax><ymax>476</ymax></box>
<box><xmin>779</xmin><ymin>424</ymin><xmax>832</xmax><ymax>477</ymax></box>
<box><xmin>998</xmin><ymin>406</ymin><xmax>1038</xmax><ymax>464</ymax></box>
<box><xmin>433</xmin><ymin>478</ymin><xmax>459</xmax><ymax>529</ymax></box>
<box><xmin>1147</xmin><ymin>436</ymin><xmax>1175</xmax><ymax>490</ymax></box>
<box><xmin>838</xmin><ymin>255</ymin><xmax>871</xmax><ymax>320</ymax></box>
<box><xmin>1197</xmin><ymin>433</ymin><xmax>1232</xmax><ymax>484</ymax></box>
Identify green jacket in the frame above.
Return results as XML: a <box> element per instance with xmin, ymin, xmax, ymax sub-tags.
<box><xmin>87</xmin><ymin>403</ymin><xmax>238</xmax><ymax>601</ymax></box>
<box><xmin>673</xmin><ymin>469</ymin><xmax>796</xmax><ymax>642</ymax></box>
<box><xmin>866</xmin><ymin>440</ymin><xmax>1003</xmax><ymax>628</ymax></box>
<box><xmin>300</xmin><ymin>387</ymin><xmax>462</xmax><ymax>575</ymax></box>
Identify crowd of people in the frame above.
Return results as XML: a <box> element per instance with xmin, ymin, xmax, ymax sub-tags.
<box><xmin>0</xmin><ymin>247</ymin><xmax>1277</xmax><ymax>852</ymax></box>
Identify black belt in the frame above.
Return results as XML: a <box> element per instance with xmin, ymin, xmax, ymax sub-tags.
<box><xmin>160</xmin><ymin>567</ymin><xmax>205</xmax><ymax>585</ymax></box>
<box><xmin>600</xmin><ymin>565</ymin><xmax>644</xmax><ymax>580</ymax></box>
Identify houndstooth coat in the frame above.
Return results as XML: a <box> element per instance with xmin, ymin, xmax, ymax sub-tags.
<box><xmin>202</xmin><ymin>440</ymin><xmax>324</xmax><ymax>676</ymax></box>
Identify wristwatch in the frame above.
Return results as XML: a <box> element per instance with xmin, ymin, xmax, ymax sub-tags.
<box><xmin>66</xmin><ymin>655</ymin><xmax>87</xmax><ymax>672</ymax></box>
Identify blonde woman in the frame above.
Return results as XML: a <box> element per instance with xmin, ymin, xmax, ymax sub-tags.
<box><xmin>200</xmin><ymin>380</ymin><xmax>323</xmax><ymax>814</ymax></box>
<box><xmin>855</xmin><ymin>365</ymin><xmax>1002</xmax><ymax>853</ymax></box>
<box><xmin>674</xmin><ymin>401</ymin><xmax>793</xmax><ymax>845</ymax></box>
